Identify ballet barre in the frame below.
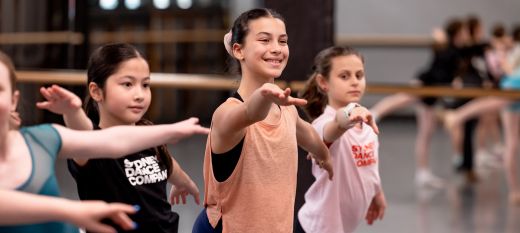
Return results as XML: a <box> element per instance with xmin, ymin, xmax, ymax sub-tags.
<box><xmin>289</xmin><ymin>81</ymin><xmax>520</xmax><ymax>99</ymax></box>
<box><xmin>16</xmin><ymin>70</ymin><xmax>287</xmax><ymax>90</ymax></box>
<box><xmin>19</xmin><ymin>70</ymin><xmax>520</xmax><ymax>98</ymax></box>
<box><xmin>1</xmin><ymin>31</ymin><xmax>434</xmax><ymax>47</ymax></box>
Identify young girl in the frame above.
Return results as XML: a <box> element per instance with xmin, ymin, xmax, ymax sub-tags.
<box><xmin>36</xmin><ymin>43</ymin><xmax>203</xmax><ymax>233</ymax></box>
<box><xmin>192</xmin><ymin>8</ymin><xmax>333</xmax><ymax>233</ymax></box>
<box><xmin>370</xmin><ymin>19</ymin><xmax>475</xmax><ymax>187</ymax></box>
<box><xmin>445</xmin><ymin>26</ymin><xmax>520</xmax><ymax>203</ymax></box>
<box><xmin>297</xmin><ymin>46</ymin><xmax>385</xmax><ymax>233</ymax></box>
<box><xmin>0</xmin><ymin>50</ymin><xmax>209</xmax><ymax>233</ymax></box>
<box><xmin>0</xmin><ymin>189</ymin><xmax>137</xmax><ymax>233</ymax></box>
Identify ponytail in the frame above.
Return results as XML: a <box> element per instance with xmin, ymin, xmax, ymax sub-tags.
<box><xmin>299</xmin><ymin>72</ymin><xmax>327</xmax><ymax>120</ymax></box>
<box><xmin>136</xmin><ymin>118</ymin><xmax>173</xmax><ymax>178</ymax></box>
<box><xmin>84</xmin><ymin>95</ymin><xmax>100</xmax><ymax>126</ymax></box>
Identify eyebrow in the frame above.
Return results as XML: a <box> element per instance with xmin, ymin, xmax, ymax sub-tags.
<box><xmin>120</xmin><ymin>75</ymin><xmax>150</xmax><ymax>81</ymax></box>
<box><xmin>256</xmin><ymin>32</ymin><xmax>288</xmax><ymax>38</ymax></box>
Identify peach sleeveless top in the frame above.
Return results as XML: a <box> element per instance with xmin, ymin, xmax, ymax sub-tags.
<box><xmin>203</xmin><ymin>98</ymin><xmax>299</xmax><ymax>232</ymax></box>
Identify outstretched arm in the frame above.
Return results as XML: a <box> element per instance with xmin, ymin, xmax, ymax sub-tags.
<box><xmin>0</xmin><ymin>189</ymin><xmax>137</xmax><ymax>233</ymax></box>
<box><xmin>296</xmin><ymin>117</ymin><xmax>333</xmax><ymax>180</ymax></box>
<box><xmin>56</xmin><ymin>117</ymin><xmax>209</xmax><ymax>159</ymax></box>
<box><xmin>37</xmin><ymin>85</ymin><xmax>93</xmax><ymax>130</ymax></box>
<box><xmin>212</xmin><ymin>83</ymin><xmax>307</xmax><ymax>153</ymax></box>
<box><xmin>324</xmin><ymin>104</ymin><xmax>379</xmax><ymax>143</ymax></box>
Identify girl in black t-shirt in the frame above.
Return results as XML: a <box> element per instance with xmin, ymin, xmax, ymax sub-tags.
<box><xmin>37</xmin><ymin>43</ymin><xmax>201</xmax><ymax>233</ymax></box>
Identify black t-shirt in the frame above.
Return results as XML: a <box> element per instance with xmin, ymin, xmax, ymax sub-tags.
<box><xmin>68</xmin><ymin>127</ymin><xmax>179</xmax><ymax>233</ymax></box>
<box><xmin>418</xmin><ymin>44</ymin><xmax>462</xmax><ymax>86</ymax></box>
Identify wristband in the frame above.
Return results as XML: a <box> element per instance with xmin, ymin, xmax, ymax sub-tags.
<box><xmin>342</xmin><ymin>103</ymin><xmax>360</xmax><ymax>119</ymax></box>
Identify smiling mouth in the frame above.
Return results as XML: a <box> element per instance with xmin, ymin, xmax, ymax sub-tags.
<box><xmin>264</xmin><ymin>59</ymin><xmax>283</xmax><ymax>65</ymax></box>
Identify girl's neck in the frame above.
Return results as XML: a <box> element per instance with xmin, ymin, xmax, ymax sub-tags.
<box><xmin>237</xmin><ymin>70</ymin><xmax>275</xmax><ymax>101</ymax></box>
<box><xmin>328</xmin><ymin>99</ymin><xmax>349</xmax><ymax>110</ymax></box>
<box><xmin>97</xmin><ymin>112</ymin><xmax>135</xmax><ymax>129</ymax></box>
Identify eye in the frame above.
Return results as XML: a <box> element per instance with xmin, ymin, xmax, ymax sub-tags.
<box><xmin>121</xmin><ymin>82</ymin><xmax>132</xmax><ymax>88</ymax></box>
<box><xmin>259</xmin><ymin>38</ymin><xmax>269</xmax><ymax>43</ymax></box>
<box><xmin>279</xmin><ymin>39</ymin><xmax>288</xmax><ymax>45</ymax></box>
<box><xmin>143</xmin><ymin>83</ymin><xmax>150</xmax><ymax>88</ymax></box>
<box><xmin>356</xmin><ymin>71</ymin><xmax>365</xmax><ymax>80</ymax></box>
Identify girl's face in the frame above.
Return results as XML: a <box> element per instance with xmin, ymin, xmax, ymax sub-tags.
<box><xmin>319</xmin><ymin>55</ymin><xmax>366</xmax><ymax>109</ymax></box>
<box><xmin>455</xmin><ymin>26</ymin><xmax>470</xmax><ymax>46</ymax></box>
<box><xmin>0</xmin><ymin>63</ymin><xmax>17</xmax><ymax>131</ymax></box>
<box><xmin>235</xmin><ymin>17</ymin><xmax>289</xmax><ymax>80</ymax></box>
<box><xmin>92</xmin><ymin>57</ymin><xmax>151</xmax><ymax>126</ymax></box>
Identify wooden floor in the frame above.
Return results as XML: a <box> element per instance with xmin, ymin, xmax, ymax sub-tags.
<box><xmin>55</xmin><ymin>117</ymin><xmax>520</xmax><ymax>233</ymax></box>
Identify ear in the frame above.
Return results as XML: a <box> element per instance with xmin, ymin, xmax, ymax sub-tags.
<box><xmin>10</xmin><ymin>90</ymin><xmax>19</xmax><ymax>112</ymax></box>
<box><xmin>232</xmin><ymin>43</ymin><xmax>245</xmax><ymax>60</ymax></box>
<box><xmin>315</xmin><ymin>74</ymin><xmax>329</xmax><ymax>92</ymax></box>
<box><xmin>88</xmin><ymin>82</ymin><xmax>103</xmax><ymax>102</ymax></box>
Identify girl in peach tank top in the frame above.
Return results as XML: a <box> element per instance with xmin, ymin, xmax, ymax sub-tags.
<box><xmin>192</xmin><ymin>8</ymin><xmax>334</xmax><ymax>233</ymax></box>
<box><xmin>297</xmin><ymin>46</ymin><xmax>386</xmax><ymax>233</ymax></box>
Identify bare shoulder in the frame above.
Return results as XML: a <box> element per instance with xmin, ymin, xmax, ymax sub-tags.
<box><xmin>211</xmin><ymin>98</ymin><xmax>243</xmax><ymax>129</ymax></box>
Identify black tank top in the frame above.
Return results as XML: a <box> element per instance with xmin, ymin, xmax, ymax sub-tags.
<box><xmin>211</xmin><ymin>92</ymin><xmax>245</xmax><ymax>182</ymax></box>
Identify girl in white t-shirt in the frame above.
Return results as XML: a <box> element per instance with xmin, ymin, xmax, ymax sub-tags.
<box><xmin>297</xmin><ymin>46</ymin><xmax>386</xmax><ymax>233</ymax></box>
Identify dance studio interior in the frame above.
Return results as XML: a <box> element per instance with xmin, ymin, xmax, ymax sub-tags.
<box><xmin>1</xmin><ymin>0</ymin><xmax>520</xmax><ymax>232</ymax></box>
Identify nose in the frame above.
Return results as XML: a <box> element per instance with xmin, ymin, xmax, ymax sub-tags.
<box><xmin>134</xmin><ymin>87</ymin><xmax>144</xmax><ymax>102</ymax></box>
<box><xmin>351</xmin><ymin>78</ymin><xmax>360</xmax><ymax>86</ymax></box>
<box><xmin>270</xmin><ymin>41</ymin><xmax>282</xmax><ymax>54</ymax></box>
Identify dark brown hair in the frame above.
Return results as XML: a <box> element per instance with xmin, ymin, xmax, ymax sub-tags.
<box><xmin>466</xmin><ymin>15</ymin><xmax>481</xmax><ymax>43</ymax></box>
<box><xmin>445</xmin><ymin>18</ymin><xmax>465</xmax><ymax>45</ymax></box>
<box><xmin>299</xmin><ymin>46</ymin><xmax>364</xmax><ymax>120</ymax></box>
<box><xmin>227</xmin><ymin>8</ymin><xmax>285</xmax><ymax>74</ymax></box>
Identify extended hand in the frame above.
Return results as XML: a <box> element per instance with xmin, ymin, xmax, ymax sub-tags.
<box><xmin>168</xmin><ymin>118</ymin><xmax>210</xmax><ymax>144</ymax></box>
<box><xmin>260</xmin><ymin>84</ymin><xmax>307</xmax><ymax>107</ymax></box>
<box><xmin>36</xmin><ymin>85</ymin><xmax>82</xmax><ymax>115</ymax></box>
<box><xmin>69</xmin><ymin>200</ymin><xmax>138</xmax><ymax>233</ymax></box>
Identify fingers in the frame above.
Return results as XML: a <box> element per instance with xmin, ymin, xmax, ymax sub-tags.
<box><xmin>367</xmin><ymin>115</ymin><xmax>379</xmax><ymax>134</ymax></box>
<box><xmin>193</xmin><ymin>193</ymin><xmax>201</xmax><ymax>205</ymax></box>
<box><xmin>107</xmin><ymin>204</ymin><xmax>137</xmax><ymax>231</ymax></box>
<box><xmin>40</xmin><ymin>87</ymin><xmax>54</xmax><ymax>101</ymax></box>
<box><xmin>365</xmin><ymin>210</ymin><xmax>375</xmax><ymax>225</ymax></box>
<box><xmin>288</xmin><ymin>96</ymin><xmax>308</xmax><ymax>106</ymax></box>
<box><xmin>327</xmin><ymin>167</ymin><xmax>334</xmax><ymax>180</ymax></box>
<box><xmin>378</xmin><ymin>207</ymin><xmax>385</xmax><ymax>220</ymax></box>
<box><xmin>195</xmin><ymin>126</ymin><xmax>210</xmax><ymax>135</ymax></box>
<box><xmin>35</xmin><ymin>101</ymin><xmax>51</xmax><ymax>109</ymax></box>
<box><xmin>52</xmin><ymin>85</ymin><xmax>73</xmax><ymax>99</ymax></box>
<box><xmin>180</xmin><ymin>193</ymin><xmax>187</xmax><ymax>204</ymax></box>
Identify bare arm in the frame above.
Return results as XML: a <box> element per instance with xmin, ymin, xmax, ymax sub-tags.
<box><xmin>212</xmin><ymin>83</ymin><xmax>307</xmax><ymax>153</ymax></box>
<box><xmin>296</xmin><ymin>117</ymin><xmax>333</xmax><ymax>179</ymax></box>
<box><xmin>0</xmin><ymin>189</ymin><xmax>137</xmax><ymax>233</ymax></box>
<box><xmin>167</xmin><ymin>158</ymin><xmax>200</xmax><ymax>205</ymax></box>
<box><xmin>323</xmin><ymin>105</ymin><xmax>379</xmax><ymax>143</ymax></box>
<box><xmin>56</xmin><ymin>118</ymin><xmax>209</xmax><ymax>159</ymax></box>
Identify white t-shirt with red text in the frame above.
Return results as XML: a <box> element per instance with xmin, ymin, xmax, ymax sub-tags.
<box><xmin>298</xmin><ymin>105</ymin><xmax>381</xmax><ymax>233</ymax></box>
